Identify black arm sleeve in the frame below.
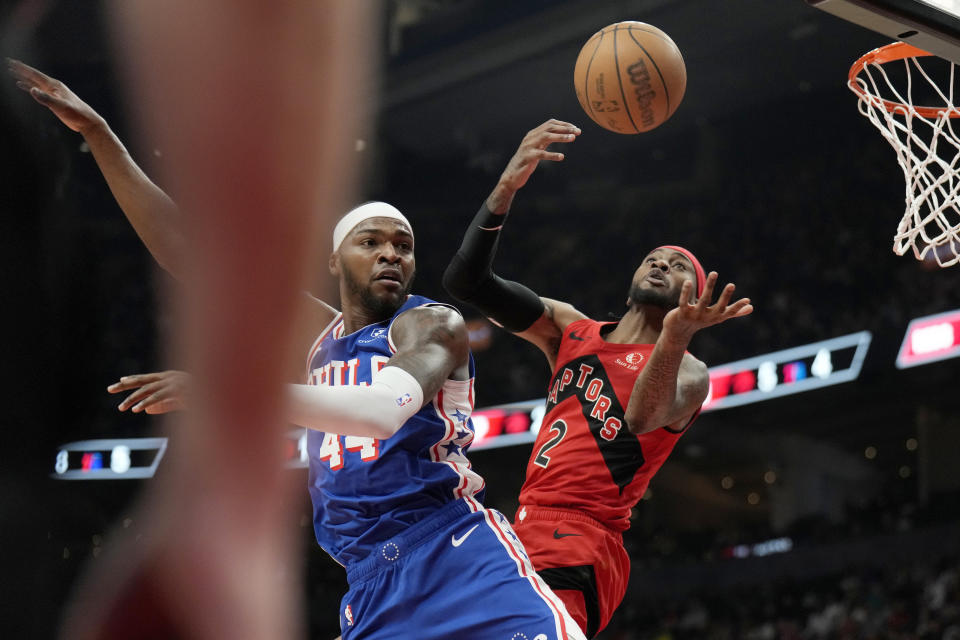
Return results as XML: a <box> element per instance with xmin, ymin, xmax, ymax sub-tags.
<box><xmin>442</xmin><ymin>202</ymin><xmax>545</xmax><ymax>333</ymax></box>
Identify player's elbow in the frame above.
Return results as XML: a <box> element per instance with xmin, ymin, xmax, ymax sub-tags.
<box><xmin>365</xmin><ymin>416</ymin><xmax>404</xmax><ymax>440</ymax></box>
<box><xmin>623</xmin><ymin>410</ymin><xmax>661</xmax><ymax>435</ymax></box>
<box><xmin>300</xmin><ymin>413</ymin><xmax>401</xmax><ymax>440</ymax></box>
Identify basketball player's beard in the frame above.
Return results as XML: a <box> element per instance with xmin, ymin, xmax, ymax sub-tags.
<box><xmin>626</xmin><ymin>283</ymin><xmax>680</xmax><ymax>310</ymax></box>
<box><xmin>343</xmin><ymin>263</ymin><xmax>415</xmax><ymax>319</ymax></box>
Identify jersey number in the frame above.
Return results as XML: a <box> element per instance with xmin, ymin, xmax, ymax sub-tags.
<box><xmin>318</xmin><ymin>433</ymin><xmax>379</xmax><ymax>470</ymax></box>
<box><xmin>533</xmin><ymin>420</ymin><xmax>567</xmax><ymax>469</ymax></box>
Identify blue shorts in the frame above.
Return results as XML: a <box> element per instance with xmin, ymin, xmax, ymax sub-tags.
<box><xmin>339</xmin><ymin>498</ymin><xmax>584</xmax><ymax>640</ymax></box>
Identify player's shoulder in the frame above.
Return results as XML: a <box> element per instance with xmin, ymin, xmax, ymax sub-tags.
<box><xmin>540</xmin><ymin>297</ymin><xmax>589</xmax><ymax>332</ymax></box>
<box><xmin>398</xmin><ymin>301</ymin><xmax>465</xmax><ymax>323</ymax></box>
<box><xmin>393</xmin><ymin>301</ymin><xmax>467</xmax><ymax>341</ymax></box>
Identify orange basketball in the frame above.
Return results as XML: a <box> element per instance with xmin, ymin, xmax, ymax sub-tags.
<box><xmin>574</xmin><ymin>22</ymin><xmax>687</xmax><ymax>134</ymax></box>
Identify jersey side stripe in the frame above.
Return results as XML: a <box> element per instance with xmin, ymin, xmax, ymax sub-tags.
<box><xmin>481</xmin><ymin>509</ymin><xmax>574</xmax><ymax>640</ymax></box>
<box><xmin>463</xmin><ymin>494</ymin><xmax>483</xmax><ymax>513</ymax></box>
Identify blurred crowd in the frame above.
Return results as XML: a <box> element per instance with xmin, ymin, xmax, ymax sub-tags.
<box><xmin>606</xmin><ymin>556</ymin><xmax>960</xmax><ymax>640</ymax></box>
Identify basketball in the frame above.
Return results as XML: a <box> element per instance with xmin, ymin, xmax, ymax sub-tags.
<box><xmin>574</xmin><ymin>22</ymin><xmax>687</xmax><ymax>134</ymax></box>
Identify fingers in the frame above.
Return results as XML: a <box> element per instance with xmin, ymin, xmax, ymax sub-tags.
<box><xmin>677</xmin><ymin>279</ymin><xmax>693</xmax><ymax>307</ymax></box>
<box><xmin>145</xmin><ymin>399</ymin><xmax>180</xmax><ymax>415</ymax></box>
<box><xmin>522</xmin><ymin>130</ymin><xmax>577</xmax><ymax>156</ymax></box>
<box><xmin>120</xmin><ymin>383</ymin><xmax>180</xmax><ymax>413</ymax></box>
<box><xmin>727</xmin><ymin>298</ymin><xmax>754</xmax><ymax>318</ymax></box>
<box><xmin>532</xmin><ymin>147</ymin><xmax>565</xmax><ymax>162</ymax></box>
<box><xmin>28</xmin><ymin>87</ymin><xmax>57</xmax><ymax>106</ymax></box>
<box><xmin>6</xmin><ymin>58</ymin><xmax>39</xmax><ymax>82</ymax></box>
<box><xmin>116</xmin><ymin>382</ymin><xmax>163</xmax><ymax>411</ymax></box>
<box><xmin>107</xmin><ymin>373</ymin><xmax>167</xmax><ymax>394</ymax></box>
<box><xmin>538</xmin><ymin>119</ymin><xmax>581</xmax><ymax>135</ymax></box>
<box><xmin>130</xmin><ymin>389</ymin><xmax>171</xmax><ymax>413</ymax></box>
<box><xmin>6</xmin><ymin>58</ymin><xmax>53</xmax><ymax>90</ymax></box>
<box><xmin>525</xmin><ymin>121</ymin><xmax>581</xmax><ymax>150</ymax></box>
<box><xmin>713</xmin><ymin>282</ymin><xmax>737</xmax><ymax>310</ymax></box>
<box><xmin>540</xmin><ymin>131</ymin><xmax>577</xmax><ymax>147</ymax></box>
<box><xmin>696</xmin><ymin>272</ymin><xmax>719</xmax><ymax>307</ymax></box>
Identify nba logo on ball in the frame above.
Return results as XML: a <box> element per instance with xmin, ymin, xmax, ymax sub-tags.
<box><xmin>574</xmin><ymin>21</ymin><xmax>687</xmax><ymax>134</ymax></box>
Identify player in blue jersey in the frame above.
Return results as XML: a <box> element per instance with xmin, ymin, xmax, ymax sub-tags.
<box><xmin>13</xmin><ymin>62</ymin><xmax>585</xmax><ymax>640</ymax></box>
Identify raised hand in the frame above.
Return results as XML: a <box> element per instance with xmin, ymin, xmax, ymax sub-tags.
<box><xmin>108</xmin><ymin>370</ymin><xmax>192</xmax><ymax>415</ymax></box>
<box><xmin>7</xmin><ymin>58</ymin><xmax>104</xmax><ymax>133</ymax></box>
<box><xmin>663</xmin><ymin>271</ymin><xmax>753</xmax><ymax>341</ymax></box>
<box><xmin>487</xmin><ymin>119</ymin><xmax>581</xmax><ymax>213</ymax></box>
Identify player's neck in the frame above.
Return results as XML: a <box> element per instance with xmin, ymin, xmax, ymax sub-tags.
<box><xmin>340</xmin><ymin>301</ymin><xmax>393</xmax><ymax>335</ymax></box>
<box><xmin>606</xmin><ymin>306</ymin><xmax>664</xmax><ymax>344</ymax></box>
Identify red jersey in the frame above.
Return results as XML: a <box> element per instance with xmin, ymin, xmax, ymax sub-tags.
<box><xmin>517</xmin><ymin>318</ymin><xmax>696</xmax><ymax>532</ymax></box>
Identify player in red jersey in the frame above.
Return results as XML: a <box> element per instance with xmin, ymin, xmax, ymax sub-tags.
<box><xmin>443</xmin><ymin>119</ymin><xmax>754</xmax><ymax>638</ymax></box>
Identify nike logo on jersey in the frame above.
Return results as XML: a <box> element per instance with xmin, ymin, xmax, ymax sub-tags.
<box><xmin>451</xmin><ymin>524</ymin><xmax>479</xmax><ymax>547</ymax></box>
<box><xmin>552</xmin><ymin>528</ymin><xmax>582</xmax><ymax>539</ymax></box>
<box><xmin>569</xmin><ymin>330</ymin><xmax>586</xmax><ymax>341</ymax></box>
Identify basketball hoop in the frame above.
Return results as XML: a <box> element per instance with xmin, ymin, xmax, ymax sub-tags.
<box><xmin>849</xmin><ymin>41</ymin><xmax>960</xmax><ymax>267</ymax></box>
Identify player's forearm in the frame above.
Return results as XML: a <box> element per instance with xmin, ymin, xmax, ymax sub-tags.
<box><xmin>81</xmin><ymin>120</ymin><xmax>187</xmax><ymax>278</ymax></box>
<box><xmin>485</xmin><ymin>182</ymin><xmax>517</xmax><ymax>216</ymax></box>
<box><xmin>285</xmin><ymin>366</ymin><xmax>423</xmax><ymax>439</ymax></box>
<box><xmin>441</xmin><ymin>201</ymin><xmax>544</xmax><ymax>332</ymax></box>
<box><xmin>624</xmin><ymin>332</ymin><xmax>690</xmax><ymax>434</ymax></box>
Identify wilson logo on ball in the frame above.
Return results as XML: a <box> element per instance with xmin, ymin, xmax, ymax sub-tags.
<box><xmin>574</xmin><ymin>21</ymin><xmax>686</xmax><ymax>134</ymax></box>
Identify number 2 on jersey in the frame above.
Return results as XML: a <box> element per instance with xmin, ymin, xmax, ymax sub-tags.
<box><xmin>533</xmin><ymin>419</ymin><xmax>567</xmax><ymax>468</ymax></box>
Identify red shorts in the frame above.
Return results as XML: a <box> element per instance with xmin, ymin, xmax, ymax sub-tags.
<box><xmin>513</xmin><ymin>505</ymin><xmax>630</xmax><ymax>638</ymax></box>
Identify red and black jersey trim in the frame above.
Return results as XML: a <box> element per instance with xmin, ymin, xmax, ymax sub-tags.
<box><xmin>546</xmin><ymin>354</ymin><xmax>645</xmax><ymax>495</ymax></box>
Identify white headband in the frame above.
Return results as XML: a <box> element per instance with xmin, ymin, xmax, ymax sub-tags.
<box><xmin>332</xmin><ymin>202</ymin><xmax>413</xmax><ymax>251</ymax></box>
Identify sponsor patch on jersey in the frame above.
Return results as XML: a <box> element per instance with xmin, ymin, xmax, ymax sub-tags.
<box><xmin>358</xmin><ymin>327</ymin><xmax>388</xmax><ymax>344</ymax></box>
<box><xmin>614</xmin><ymin>351</ymin><xmax>645</xmax><ymax>370</ymax></box>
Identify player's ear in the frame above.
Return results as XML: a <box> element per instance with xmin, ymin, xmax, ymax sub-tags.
<box><xmin>329</xmin><ymin>252</ymin><xmax>341</xmax><ymax>277</ymax></box>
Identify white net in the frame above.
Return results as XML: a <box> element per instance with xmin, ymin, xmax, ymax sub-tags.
<box><xmin>849</xmin><ymin>44</ymin><xmax>960</xmax><ymax>267</ymax></box>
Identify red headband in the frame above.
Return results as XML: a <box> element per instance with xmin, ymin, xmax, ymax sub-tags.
<box><xmin>657</xmin><ymin>245</ymin><xmax>706</xmax><ymax>297</ymax></box>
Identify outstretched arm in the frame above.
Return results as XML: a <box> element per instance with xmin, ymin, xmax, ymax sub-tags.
<box><xmin>624</xmin><ymin>273</ymin><xmax>753</xmax><ymax>434</ymax></box>
<box><xmin>110</xmin><ymin>307</ymin><xmax>468</xmax><ymax>438</ymax></box>
<box><xmin>8</xmin><ymin>59</ymin><xmax>186</xmax><ymax>277</ymax></box>
<box><xmin>443</xmin><ymin>119</ymin><xmax>586</xmax><ymax>366</ymax></box>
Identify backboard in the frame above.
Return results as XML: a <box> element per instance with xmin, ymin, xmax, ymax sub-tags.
<box><xmin>806</xmin><ymin>0</ymin><xmax>960</xmax><ymax>62</ymax></box>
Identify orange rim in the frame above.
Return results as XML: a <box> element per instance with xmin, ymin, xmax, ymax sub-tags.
<box><xmin>848</xmin><ymin>41</ymin><xmax>960</xmax><ymax>118</ymax></box>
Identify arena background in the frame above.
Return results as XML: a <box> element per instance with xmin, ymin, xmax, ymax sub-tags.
<box><xmin>1</xmin><ymin>1</ymin><xmax>958</xmax><ymax>637</ymax></box>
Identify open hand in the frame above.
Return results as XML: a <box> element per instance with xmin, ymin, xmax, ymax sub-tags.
<box><xmin>108</xmin><ymin>370</ymin><xmax>192</xmax><ymax>414</ymax></box>
<box><xmin>7</xmin><ymin>58</ymin><xmax>103</xmax><ymax>133</ymax></box>
<box><xmin>498</xmin><ymin>119</ymin><xmax>581</xmax><ymax>192</ymax></box>
<box><xmin>663</xmin><ymin>272</ymin><xmax>753</xmax><ymax>341</ymax></box>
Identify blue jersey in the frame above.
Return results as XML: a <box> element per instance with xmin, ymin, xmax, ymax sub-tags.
<box><xmin>305</xmin><ymin>295</ymin><xmax>486</xmax><ymax>567</ymax></box>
